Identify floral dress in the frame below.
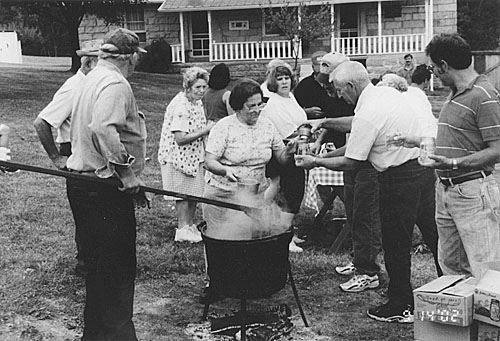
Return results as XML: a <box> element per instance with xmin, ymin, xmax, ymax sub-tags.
<box><xmin>158</xmin><ymin>91</ymin><xmax>207</xmax><ymax>199</ymax></box>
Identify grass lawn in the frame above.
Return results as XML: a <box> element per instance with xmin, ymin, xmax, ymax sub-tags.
<box><xmin>0</xmin><ymin>62</ymin><xmax>442</xmax><ymax>340</ymax></box>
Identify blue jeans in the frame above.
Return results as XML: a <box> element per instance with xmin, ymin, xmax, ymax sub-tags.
<box><xmin>379</xmin><ymin>159</ymin><xmax>439</xmax><ymax>307</ymax></box>
<box><xmin>66</xmin><ymin>178</ymin><xmax>138</xmax><ymax>340</ymax></box>
<box><xmin>436</xmin><ymin>174</ymin><xmax>500</xmax><ymax>276</ymax></box>
<box><xmin>344</xmin><ymin>163</ymin><xmax>382</xmax><ymax>276</ymax></box>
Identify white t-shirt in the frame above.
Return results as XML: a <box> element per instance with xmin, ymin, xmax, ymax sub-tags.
<box><xmin>405</xmin><ymin>86</ymin><xmax>438</xmax><ymax>138</ymax></box>
<box><xmin>345</xmin><ymin>84</ymin><xmax>420</xmax><ymax>172</ymax></box>
<box><xmin>261</xmin><ymin>92</ymin><xmax>307</xmax><ymax>139</ymax></box>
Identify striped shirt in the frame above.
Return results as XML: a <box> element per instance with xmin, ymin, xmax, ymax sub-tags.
<box><xmin>436</xmin><ymin>75</ymin><xmax>500</xmax><ymax>177</ymax></box>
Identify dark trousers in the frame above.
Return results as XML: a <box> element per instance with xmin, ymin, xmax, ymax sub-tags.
<box><xmin>379</xmin><ymin>159</ymin><xmax>439</xmax><ymax>307</ymax></box>
<box><xmin>267</xmin><ymin>157</ymin><xmax>305</xmax><ymax>214</ymax></box>
<box><xmin>66</xmin><ymin>178</ymin><xmax>138</xmax><ymax>341</ymax></box>
<box><xmin>343</xmin><ymin>163</ymin><xmax>382</xmax><ymax>276</ymax></box>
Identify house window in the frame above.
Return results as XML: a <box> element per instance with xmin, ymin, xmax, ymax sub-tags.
<box><xmin>383</xmin><ymin>2</ymin><xmax>402</xmax><ymax>19</ymax></box>
<box><xmin>262</xmin><ymin>8</ymin><xmax>290</xmax><ymax>36</ymax></box>
<box><xmin>124</xmin><ymin>7</ymin><xmax>146</xmax><ymax>42</ymax></box>
<box><xmin>229</xmin><ymin>20</ymin><xmax>249</xmax><ymax>31</ymax></box>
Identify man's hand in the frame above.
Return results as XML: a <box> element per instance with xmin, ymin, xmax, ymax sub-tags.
<box><xmin>294</xmin><ymin>154</ymin><xmax>316</xmax><ymax>169</ymax></box>
<box><xmin>305</xmin><ymin>106</ymin><xmax>324</xmax><ymax>119</ymax></box>
<box><xmin>310</xmin><ymin>140</ymin><xmax>322</xmax><ymax>155</ymax></box>
<box><xmin>51</xmin><ymin>155</ymin><xmax>68</xmax><ymax>170</ymax></box>
<box><xmin>133</xmin><ymin>189</ymin><xmax>151</xmax><ymax>209</ymax></box>
<box><xmin>425</xmin><ymin>155</ymin><xmax>452</xmax><ymax>169</ymax></box>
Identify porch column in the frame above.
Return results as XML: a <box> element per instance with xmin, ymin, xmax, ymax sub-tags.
<box><xmin>330</xmin><ymin>4</ymin><xmax>335</xmax><ymax>53</ymax></box>
<box><xmin>297</xmin><ymin>6</ymin><xmax>302</xmax><ymax>59</ymax></box>
<box><xmin>377</xmin><ymin>1</ymin><xmax>382</xmax><ymax>53</ymax></box>
<box><xmin>208</xmin><ymin>11</ymin><xmax>213</xmax><ymax>61</ymax></box>
<box><xmin>179</xmin><ymin>12</ymin><xmax>185</xmax><ymax>63</ymax></box>
<box><xmin>429</xmin><ymin>0</ymin><xmax>434</xmax><ymax>41</ymax></box>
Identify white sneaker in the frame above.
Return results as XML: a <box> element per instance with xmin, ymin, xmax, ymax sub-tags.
<box><xmin>289</xmin><ymin>240</ymin><xmax>303</xmax><ymax>253</ymax></box>
<box><xmin>335</xmin><ymin>262</ymin><xmax>356</xmax><ymax>276</ymax></box>
<box><xmin>339</xmin><ymin>274</ymin><xmax>379</xmax><ymax>293</ymax></box>
<box><xmin>174</xmin><ymin>224</ymin><xmax>202</xmax><ymax>243</ymax></box>
<box><xmin>292</xmin><ymin>234</ymin><xmax>306</xmax><ymax>244</ymax></box>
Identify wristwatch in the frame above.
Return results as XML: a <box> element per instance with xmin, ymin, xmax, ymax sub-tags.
<box><xmin>452</xmin><ymin>159</ymin><xmax>459</xmax><ymax>170</ymax></box>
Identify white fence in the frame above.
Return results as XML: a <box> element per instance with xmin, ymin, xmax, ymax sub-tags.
<box><xmin>332</xmin><ymin>33</ymin><xmax>426</xmax><ymax>56</ymax></box>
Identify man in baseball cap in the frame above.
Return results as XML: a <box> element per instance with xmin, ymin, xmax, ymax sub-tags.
<box><xmin>65</xmin><ymin>27</ymin><xmax>148</xmax><ymax>340</ymax></box>
<box><xmin>100</xmin><ymin>27</ymin><xmax>147</xmax><ymax>55</ymax></box>
<box><xmin>316</xmin><ymin>51</ymin><xmax>350</xmax><ymax>84</ymax></box>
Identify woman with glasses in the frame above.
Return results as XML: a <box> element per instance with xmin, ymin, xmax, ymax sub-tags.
<box><xmin>203</xmin><ymin>78</ymin><xmax>295</xmax><ymax>241</ymax></box>
<box><xmin>261</xmin><ymin>63</ymin><xmax>308</xmax><ymax>252</ymax></box>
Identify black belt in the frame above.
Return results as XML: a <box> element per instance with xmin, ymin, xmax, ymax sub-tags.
<box><xmin>439</xmin><ymin>170</ymin><xmax>491</xmax><ymax>187</ymax></box>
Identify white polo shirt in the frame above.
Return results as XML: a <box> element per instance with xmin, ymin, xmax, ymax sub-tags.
<box><xmin>38</xmin><ymin>70</ymin><xmax>86</xmax><ymax>143</ymax></box>
<box><xmin>345</xmin><ymin>84</ymin><xmax>420</xmax><ymax>172</ymax></box>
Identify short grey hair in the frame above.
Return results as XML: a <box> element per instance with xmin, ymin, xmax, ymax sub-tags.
<box><xmin>377</xmin><ymin>74</ymin><xmax>408</xmax><ymax>92</ymax></box>
<box><xmin>183</xmin><ymin>66</ymin><xmax>209</xmax><ymax>90</ymax></box>
<box><xmin>331</xmin><ymin>61</ymin><xmax>369</xmax><ymax>87</ymax></box>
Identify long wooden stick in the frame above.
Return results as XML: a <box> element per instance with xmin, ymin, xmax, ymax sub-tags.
<box><xmin>0</xmin><ymin>160</ymin><xmax>261</xmax><ymax>214</ymax></box>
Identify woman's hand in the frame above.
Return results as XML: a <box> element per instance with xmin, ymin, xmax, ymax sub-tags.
<box><xmin>285</xmin><ymin>138</ymin><xmax>298</xmax><ymax>155</ymax></box>
<box><xmin>224</xmin><ymin>167</ymin><xmax>238</xmax><ymax>182</ymax></box>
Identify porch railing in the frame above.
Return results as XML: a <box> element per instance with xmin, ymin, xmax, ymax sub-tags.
<box><xmin>211</xmin><ymin>40</ymin><xmax>301</xmax><ymax>61</ymax></box>
<box><xmin>171</xmin><ymin>44</ymin><xmax>183</xmax><ymax>63</ymax></box>
<box><xmin>332</xmin><ymin>33</ymin><xmax>426</xmax><ymax>56</ymax></box>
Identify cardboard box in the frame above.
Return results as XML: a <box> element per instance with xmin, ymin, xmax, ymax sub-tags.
<box><xmin>414</xmin><ymin>275</ymin><xmax>477</xmax><ymax>326</ymax></box>
<box><xmin>414</xmin><ymin>320</ymin><xmax>478</xmax><ymax>341</ymax></box>
<box><xmin>477</xmin><ymin>321</ymin><xmax>500</xmax><ymax>341</ymax></box>
<box><xmin>474</xmin><ymin>270</ymin><xmax>500</xmax><ymax>327</ymax></box>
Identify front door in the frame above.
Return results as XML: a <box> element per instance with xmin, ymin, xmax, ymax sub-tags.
<box><xmin>190</xmin><ymin>12</ymin><xmax>209</xmax><ymax>58</ymax></box>
<box><xmin>337</xmin><ymin>4</ymin><xmax>359</xmax><ymax>54</ymax></box>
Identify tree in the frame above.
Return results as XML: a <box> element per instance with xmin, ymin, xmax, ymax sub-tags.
<box><xmin>0</xmin><ymin>0</ymin><xmax>141</xmax><ymax>72</ymax></box>
<box><xmin>458</xmin><ymin>0</ymin><xmax>500</xmax><ymax>50</ymax></box>
<box><xmin>262</xmin><ymin>1</ymin><xmax>333</xmax><ymax>70</ymax></box>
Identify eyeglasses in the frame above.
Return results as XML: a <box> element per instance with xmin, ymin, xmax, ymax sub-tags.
<box><xmin>244</xmin><ymin>102</ymin><xmax>266</xmax><ymax>110</ymax></box>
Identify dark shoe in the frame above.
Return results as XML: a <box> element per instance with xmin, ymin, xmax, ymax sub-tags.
<box><xmin>367</xmin><ymin>302</ymin><xmax>414</xmax><ymax>323</ymax></box>
<box><xmin>199</xmin><ymin>286</ymin><xmax>224</xmax><ymax>305</ymax></box>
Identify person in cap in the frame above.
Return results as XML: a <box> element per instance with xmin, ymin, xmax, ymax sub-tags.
<box><xmin>34</xmin><ymin>41</ymin><xmax>100</xmax><ymax>275</ymax></box>
<box><xmin>65</xmin><ymin>28</ymin><xmax>147</xmax><ymax>340</ymax></box>
<box><xmin>35</xmin><ymin>40</ymin><xmax>101</xmax><ymax>168</ymax></box>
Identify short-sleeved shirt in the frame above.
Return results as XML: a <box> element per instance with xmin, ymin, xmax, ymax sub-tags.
<box><xmin>38</xmin><ymin>70</ymin><xmax>86</xmax><ymax>143</ymax></box>
<box><xmin>158</xmin><ymin>91</ymin><xmax>207</xmax><ymax>176</ymax></box>
<box><xmin>397</xmin><ymin>65</ymin><xmax>416</xmax><ymax>85</ymax></box>
<box><xmin>345</xmin><ymin>84</ymin><xmax>420</xmax><ymax>172</ymax></box>
<box><xmin>67</xmin><ymin>60</ymin><xmax>146</xmax><ymax>177</ymax></box>
<box><xmin>436</xmin><ymin>75</ymin><xmax>500</xmax><ymax>178</ymax></box>
<box><xmin>205</xmin><ymin>115</ymin><xmax>284</xmax><ymax>191</ymax></box>
<box><xmin>261</xmin><ymin>92</ymin><xmax>307</xmax><ymax>139</ymax></box>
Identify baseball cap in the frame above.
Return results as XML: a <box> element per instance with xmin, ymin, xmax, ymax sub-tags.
<box><xmin>76</xmin><ymin>39</ymin><xmax>102</xmax><ymax>57</ymax></box>
<box><xmin>316</xmin><ymin>52</ymin><xmax>349</xmax><ymax>84</ymax></box>
<box><xmin>311</xmin><ymin>51</ymin><xmax>327</xmax><ymax>65</ymax></box>
<box><xmin>100</xmin><ymin>28</ymin><xmax>147</xmax><ymax>55</ymax></box>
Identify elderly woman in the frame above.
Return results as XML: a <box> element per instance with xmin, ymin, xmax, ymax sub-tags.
<box><xmin>261</xmin><ymin>63</ymin><xmax>308</xmax><ymax>252</ymax></box>
<box><xmin>203</xmin><ymin>78</ymin><xmax>295</xmax><ymax>241</ymax></box>
<box><xmin>158</xmin><ymin>66</ymin><xmax>214</xmax><ymax>243</ymax></box>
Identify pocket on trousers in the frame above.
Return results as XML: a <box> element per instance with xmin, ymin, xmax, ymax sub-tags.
<box><xmin>456</xmin><ymin>181</ymin><xmax>481</xmax><ymax>199</ymax></box>
<box><xmin>486</xmin><ymin>180</ymin><xmax>500</xmax><ymax>216</ymax></box>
